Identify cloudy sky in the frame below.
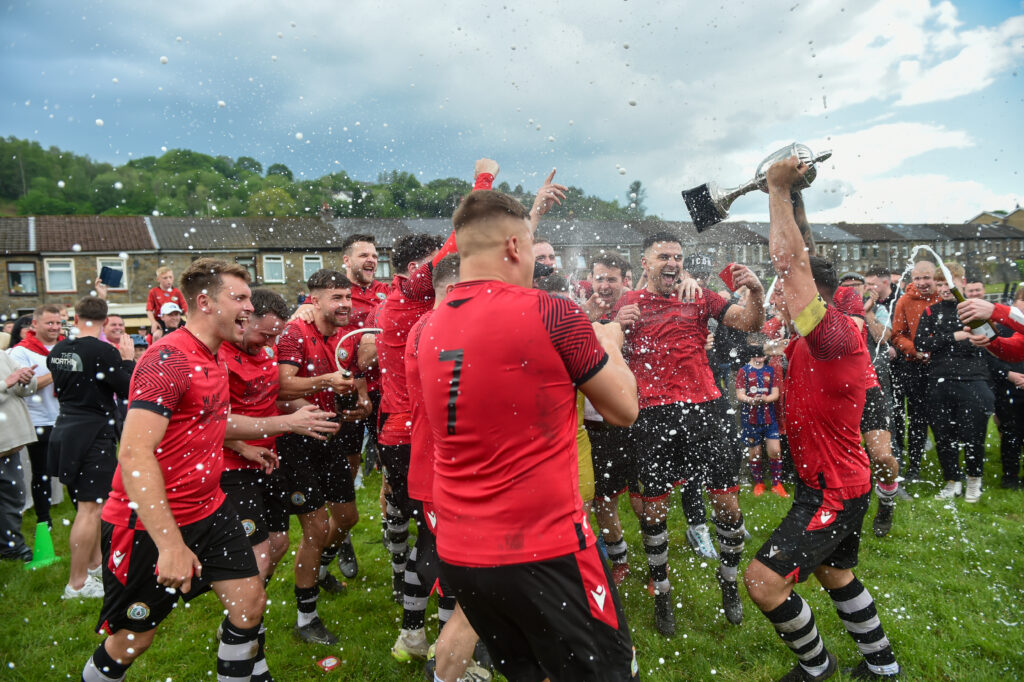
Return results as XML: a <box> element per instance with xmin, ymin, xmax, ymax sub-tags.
<box><xmin>2</xmin><ymin>0</ymin><xmax>1022</xmax><ymax>223</ymax></box>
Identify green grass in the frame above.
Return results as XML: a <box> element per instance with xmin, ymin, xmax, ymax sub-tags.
<box><xmin>2</xmin><ymin>430</ymin><xmax>1024</xmax><ymax>681</ymax></box>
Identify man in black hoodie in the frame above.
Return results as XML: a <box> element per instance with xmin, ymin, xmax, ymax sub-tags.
<box><xmin>914</xmin><ymin>265</ymin><xmax>994</xmax><ymax>503</ymax></box>
<box><xmin>985</xmin><ymin>286</ymin><xmax>1024</xmax><ymax>488</ymax></box>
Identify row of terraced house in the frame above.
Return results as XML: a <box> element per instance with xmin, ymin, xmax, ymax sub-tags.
<box><xmin>2</xmin><ymin>208</ymin><xmax>1024</xmax><ymax>328</ymax></box>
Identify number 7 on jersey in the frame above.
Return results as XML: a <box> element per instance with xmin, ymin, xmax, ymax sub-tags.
<box><xmin>439</xmin><ymin>349</ymin><xmax>464</xmax><ymax>435</ymax></box>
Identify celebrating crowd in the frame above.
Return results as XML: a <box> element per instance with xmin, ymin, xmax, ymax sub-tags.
<box><xmin>1</xmin><ymin>155</ymin><xmax>1021</xmax><ymax>682</ymax></box>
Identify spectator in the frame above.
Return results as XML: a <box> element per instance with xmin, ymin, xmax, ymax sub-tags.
<box><xmin>889</xmin><ymin>260</ymin><xmax>941</xmax><ymax>482</ymax></box>
<box><xmin>735</xmin><ymin>349</ymin><xmax>785</xmax><ymax>497</ymax></box>
<box><xmin>102</xmin><ymin>315</ymin><xmax>126</xmax><ymax>347</ymax></box>
<box><xmin>914</xmin><ymin>264</ymin><xmax>993</xmax><ymax>502</ymax></box>
<box><xmin>9</xmin><ymin>315</ymin><xmax>32</xmax><ymax>346</ymax></box>
<box><xmin>149</xmin><ymin>302</ymin><xmax>184</xmax><ymax>343</ymax></box>
<box><xmin>532</xmin><ymin>238</ymin><xmax>557</xmax><ymax>271</ymax></box>
<box><xmin>8</xmin><ymin>304</ymin><xmax>64</xmax><ymax>528</ymax></box>
<box><xmin>48</xmin><ymin>296</ymin><xmax>136</xmax><ymax>598</ymax></box>
<box><xmin>986</xmin><ymin>286</ymin><xmax>1024</xmax><ymax>488</ymax></box>
<box><xmin>145</xmin><ymin>266</ymin><xmax>188</xmax><ymax>337</ymax></box>
<box><xmin>964</xmin><ymin>276</ymin><xmax>987</xmax><ymax>300</ymax></box>
<box><xmin>0</xmin><ymin>352</ymin><xmax>38</xmax><ymax>561</ymax></box>
<box><xmin>130</xmin><ymin>334</ymin><xmax>149</xmax><ymax>362</ymax></box>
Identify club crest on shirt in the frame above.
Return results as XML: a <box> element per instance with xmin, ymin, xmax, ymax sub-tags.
<box><xmin>290</xmin><ymin>491</ymin><xmax>306</xmax><ymax>506</ymax></box>
<box><xmin>241</xmin><ymin>519</ymin><xmax>256</xmax><ymax>536</ymax></box>
<box><xmin>337</xmin><ymin>348</ymin><xmax>349</xmax><ymax>362</ymax></box>
<box><xmin>376</xmin><ymin>292</ymin><xmax>387</xmax><ymax>301</ymax></box>
<box><xmin>264</xmin><ymin>346</ymin><xmax>274</xmax><ymax>359</ymax></box>
<box><xmin>127</xmin><ymin>602</ymin><xmax>150</xmax><ymax>621</ymax></box>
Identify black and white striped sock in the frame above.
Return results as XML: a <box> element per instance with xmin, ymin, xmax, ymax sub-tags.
<box><xmin>762</xmin><ymin>592</ymin><xmax>831</xmax><ymax>676</ymax></box>
<box><xmin>81</xmin><ymin>643</ymin><xmax>129</xmax><ymax>682</ymax></box>
<box><xmin>216</xmin><ymin>618</ymin><xmax>260</xmax><ymax>682</ymax></box>
<box><xmin>715</xmin><ymin>516</ymin><xmax>745</xmax><ymax>581</ymax></box>
<box><xmin>250</xmin><ymin>621</ymin><xmax>271</xmax><ymax>682</ymax></box>
<box><xmin>605</xmin><ymin>537</ymin><xmax>628</xmax><ymax>565</ymax></box>
<box><xmin>386</xmin><ymin>501</ymin><xmax>410</xmax><ymax>578</ymax></box>
<box><xmin>640</xmin><ymin>520</ymin><xmax>670</xmax><ymax>594</ymax></box>
<box><xmin>402</xmin><ymin>545</ymin><xmax>429</xmax><ymax>630</ymax></box>
<box><xmin>825</xmin><ymin>577</ymin><xmax>899</xmax><ymax>676</ymax></box>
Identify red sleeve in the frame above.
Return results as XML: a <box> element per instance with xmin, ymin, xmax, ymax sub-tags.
<box><xmin>402</xmin><ymin>231</ymin><xmax>460</xmax><ymax>300</ymax></box>
<box><xmin>702</xmin><ymin>288</ymin><xmax>731</xmax><ymax>323</ymax></box>
<box><xmin>128</xmin><ymin>345</ymin><xmax>191</xmax><ymax>417</ymax></box>
<box><xmin>472</xmin><ymin>173</ymin><xmax>494</xmax><ymax>191</ymax></box>
<box><xmin>276</xmin><ymin>323</ymin><xmax>305</xmax><ymax>368</ymax></box>
<box><xmin>735</xmin><ymin>368</ymin><xmax>747</xmax><ymax>391</ymax></box>
<box><xmin>989</xmin><ymin>334</ymin><xmax>1024</xmax><ymax>363</ymax></box>
<box><xmin>146</xmin><ymin>288</ymin><xmax>159</xmax><ymax>313</ymax></box>
<box><xmin>806</xmin><ymin>305</ymin><xmax>861</xmax><ymax>361</ymax></box>
<box><xmin>832</xmin><ymin>287</ymin><xmax>865</xmax><ymax>318</ymax></box>
<box><xmin>538</xmin><ymin>293</ymin><xmax>608</xmax><ymax>385</ymax></box>
<box><xmin>991</xmin><ymin>304</ymin><xmax>1024</xmax><ymax>335</ymax></box>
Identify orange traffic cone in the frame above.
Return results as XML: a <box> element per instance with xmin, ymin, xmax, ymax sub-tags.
<box><xmin>24</xmin><ymin>522</ymin><xmax>61</xmax><ymax>570</ymax></box>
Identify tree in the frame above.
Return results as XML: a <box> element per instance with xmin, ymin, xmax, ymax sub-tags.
<box><xmin>627</xmin><ymin>180</ymin><xmax>647</xmax><ymax>218</ymax></box>
<box><xmin>235</xmin><ymin>156</ymin><xmax>263</xmax><ymax>175</ymax></box>
<box><xmin>247</xmin><ymin>187</ymin><xmax>296</xmax><ymax>216</ymax></box>
<box><xmin>266</xmin><ymin>163</ymin><xmax>293</xmax><ymax>182</ymax></box>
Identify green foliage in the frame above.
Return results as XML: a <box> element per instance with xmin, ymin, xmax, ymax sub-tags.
<box><xmin>0</xmin><ymin>137</ymin><xmax>651</xmax><ymax>220</ymax></box>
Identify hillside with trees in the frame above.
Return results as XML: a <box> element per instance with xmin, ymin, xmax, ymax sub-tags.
<box><xmin>0</xmin><ymin>137</ymin><xmax>650</xmax><ymax>221</ymax></box>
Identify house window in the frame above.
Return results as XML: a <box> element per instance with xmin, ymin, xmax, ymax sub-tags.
<box><xmin>872</xmin><ymin>244</ymin><xmax>879</xmax><ymax>258</ymax></box>
<box><xmin>902</xmin><ymin>245</ymin><xmax>910</xmax><ymax>258</ymax></box>
<box><xmin>377</xmin><ymin>255</ymin><xmax>392</xmax><ymax>279</ymax></box>
<box><xmin>96</xmin><ymin>256</ymin><xmax>128</xmax><ymax>290</ymax></box>
<box><xmin>303</xmin><ymin>255</ymin><xmax>324</xmax><ymax>281</ymax></box>
<box><xmin>851</xmin><ymin>245</ymin><xmax>860</xmax><ymax>261</ymax></box>
<box><xmin>7</xmin><ymin>262</ymin><xmax>37</xmax><ymax>295</ymax></box>
<box><xmin>235</xmin><ymin>257</ymin><xmax>257</xmax><ymax>282</ymax></box>
<box><xmin>262</xmin><ymin>255</ymin><xmax>285</xmax><ymax>284</ymax></box>
<box><xmin>576</xmin><ymin>255</ymin><xmax>587</xmax><ymax>270</ymax></box>
<box><xmin>44</xmin><ymin>258</ymin><xmax>76</xmax><ymax>292</ymax></box>
<box><xmin>840</xmin><ymin>245</ymin><xmax>849</xmax><ymax>261</ymax></box>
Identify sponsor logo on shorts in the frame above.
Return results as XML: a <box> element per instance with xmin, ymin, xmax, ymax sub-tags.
<box><xmin>290</xmin><ymin>491</ymin><xmax>306</xmax><ymax>506</ymax></box>
<box><xmin>426</xmin><ymin>510</ymin><xmax>436</xmax><ymax>529</ymax></box>
<box><xmin>819</xmin><ymin>510</ymin><xmax>833</xmax><ymax>524</ymax></box>
<box><xmin>590</xmin><ymin>584</ymin><xmax>607</xmax><ymax>612</ymax></box>
<box><xmin>127</xmin><ymin>602</ymin><xmax>150</xmax><ymax>621</ymax></box>
<box><xmin>112</xmin><ymin>550</ymin><xmax>126</xmax><ymax>567</ymax></box>
<box><xmin>241</xmin><ymin>519</ymin><xmax>256</xmax><ymax>536</ymax></box>
<box><xmin>768</xmin><ymin>545</ymin><xmax>780</xmax><ymax>558</ymax></box>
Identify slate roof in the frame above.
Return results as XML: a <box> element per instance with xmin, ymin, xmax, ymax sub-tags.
<box><xmin>150</xmin><ymin>217</ymin><xmax>256</xmax><ymax>250</ymax></box>
<box><xmin>34</xmin><ymin>216</ymin><xmax>153</xmax><ymax>252</ymax></box>
<box><xmin>0</xmin><ymin>218</ymin><xmax>30</xmax><ymax>253</ymax></box>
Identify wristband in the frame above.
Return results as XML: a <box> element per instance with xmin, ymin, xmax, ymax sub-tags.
<box><xmin>473</xmin><ymin>172</ymin><xmax>494</xmax><ymax>191</ymax></box>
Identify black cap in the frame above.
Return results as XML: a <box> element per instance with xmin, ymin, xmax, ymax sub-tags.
<box><xmin>684</xmin><ymin>253</ymin><xmax>714</xmax><ymax>276</ymax></box>
<box><xmin>130</xmin><ymin>333</ymin><xmax>148</xmax><ymax>348</ymax></box>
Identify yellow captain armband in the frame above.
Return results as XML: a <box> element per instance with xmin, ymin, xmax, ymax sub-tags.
<box><xmin>793</xmin><ymin>295</ymin><xmax>827</xmax><ymax>337</ymax></box>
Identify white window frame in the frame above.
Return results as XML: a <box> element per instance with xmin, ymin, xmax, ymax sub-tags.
<box><xmin>96</xmin><ymin>255</ymin><xmax>128</xmax><ymax>291</ymax></box>
<box><xmin>377</xmin><ymin>255</ymin><xmax>392</xmax><ymax>280</ymax></box>
<box><xmin>262</xmin><ymin>255</ymin><xmax>285</xmax><ymax>284</ymax></box>
<box><xmin>44</xmin><ymin>258</ymin><xmax>76</xmax><ymax>293</ymax></box>
<box><xmin>302</xmin><ymin>255</ymin><xmax>324</xmax><ymax>281</ymax></box>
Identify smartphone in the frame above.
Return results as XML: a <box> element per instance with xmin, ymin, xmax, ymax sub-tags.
<box><xmin>718</xmin><ymin>263</ymin><xmax>737</xmax><ymax>292</ymax></box>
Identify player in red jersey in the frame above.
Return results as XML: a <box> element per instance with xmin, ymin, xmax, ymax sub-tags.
<box><xmin>419</xmin><ymin>186</ymin><xmax>640</xmax><ymax>681</ymax></box>
<box><xmin>610</xmin><ymin>232</ymin><xmax>765</xmax><ymax>634</ymax></box>
<box><xmin>276</xmin><ymin>269</ymin><xmax>368</xmax><ymax>645</ymax></box>
<box><xmin>745</xmin><ymin>158</ymin><xmax>901</xmax><ymax>682</ymax></box>
<box><xmin>82</xmin><ymin>259</ymin><xmax>338</xmax><ymax>682</ymax></box>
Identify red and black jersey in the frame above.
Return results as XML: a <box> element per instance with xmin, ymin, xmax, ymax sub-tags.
<box><xmin>146</xmin><ymin>286</ymin><xmax>188</xmax><ymax>317</ymax></box>
<box><xmin>376</xmin><ymin>234</ymin><xmax>458</xmax><ymax>442</ymax></box>
<box><xmin>277</xmin><ymin>318</ymin><xmax>358</xmax><ymax>414</ymax></box>
<box><xmin>103</xmin><ymin>328</ymin><xmax>230</xmax><ymax>529</ymax></box>
<box><xmin>832</xmin><ymin>287</ymin><xmax>880</xmax><ymax>390</ymax></box>
<box><xmin>405</xmin><ymin>310</ymin><xmax>434</xmax><ymax>504</ymax></box>
<box><xmin>218</xmin><ymin>342</ymin><xmax>280</xmax><ymax>471</ymax></box>
<box><xmin>611</xmin><ymin>287</ymin><xmax>732</xmax><ymax>408</ymax></box>
<box><xmin>419</xmin><ymin>280</ymin><xmax>608</xmax><ymax>567</ymax></box>
<box><xmin>785</xmin><ymin>299</ymin><xmax>871</xmax><ymax>498</ymax></box>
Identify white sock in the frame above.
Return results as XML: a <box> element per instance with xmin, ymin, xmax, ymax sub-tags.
<box><xmin>297</xmin><ymin>608</ymin><xmax>317</xmax><ymax>628</ymax></box>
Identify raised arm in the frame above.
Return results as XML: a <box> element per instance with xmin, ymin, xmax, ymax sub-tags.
<box><xmin>578</xmin><ymin>322</ymin><xmax>638</xmax><ymax>427</ymax></box>
<box><xmin>528</xmin><ymin>169</ymin><xmax>568</xmax><ymax>235</ymax></box>
<box><xmin>767</xmin><ymin>158</ymin><xmax>818</xmax><ymax>323</ymax></box>
<box><xmin>721</xmin><ymin>265</ymin><xmax>766</xmax><ymax>332</ymax></box>
<box><xmin>790</xmin><ymin>189</ymin><xmax>815</xmax><ymax>252</ymax></box>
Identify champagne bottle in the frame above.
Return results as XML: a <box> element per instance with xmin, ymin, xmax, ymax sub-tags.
<box><xmin>950</xmin><ymin>286</ymin><xmax>996</xmax><ymax>339</ymax></box>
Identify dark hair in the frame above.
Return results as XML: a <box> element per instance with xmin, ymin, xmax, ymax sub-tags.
<box><xmin>250</xmin><ymin>288</ymin><xmax>289</xmax><ymax>321</ymax></box>
<box><xmin>433</xmin><ymin>254</ymin><xmax>460</xmax><ymax>289</ymax></box>
<box><xmin>534</xmin><ymin>273</ymin><xmax>569</xmax><ymax>293</ymax></box>
<box><xmin>33</xmin><ymin>304</ymin><xmax>62</xmax><ymax>319</ymax></box>
<box><xmin>809</xmin><ymin>256</ymin><xmax>839</xmax><ymax>297</ymax></box>
<box><xmin>306</xmin><ymin>269</ymin><xmax>352</xmax><ymax>292</ymax></box>
<box><xmin>642</xmin><ymin>232</ymin><xmax>681</xmax><ymax>252</ymax></box>
<box><xmin>864</xmin><ymin>266</ymin><xmax>891</xmax><ymax>280</ymax></box>
<box><xmin>591</xmin><ymin>253</ymin><xmax>630</xmax><ymax>279</ymax></box>
<box><xmin>342</xmin><ymin>233</ymin><xmax>375</xmax><ymax>254</ymax></box>
<box><xmin>534</xmin><ymin>237</ymin><xmax>551</xmax><ymax>247</ymax></box>
<box><xmin>392</xmin><ymin>233</ymin><xmax>444</xmax><ymax>275</ymax></box>
<box><xmin>452</xmin><ymin>190</ymin><xmax>530</xmax><ymax>232</ymax></box>
<box><xmin>75</xmin><ymin>296</ymin><xmax>108</xmax><ymax>322</ymax></box>
<box><xmin>180</xmin><ymin>258</ymin><xmax>251</xmax><ymax>308</ymax></box>
<box><xmin>10</xmin><ymin>315</ymin><xmax>32</xmax><ymax>344</ymax></box>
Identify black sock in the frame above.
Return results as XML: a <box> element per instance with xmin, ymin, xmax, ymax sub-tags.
<box><xmin>438</xmin><ymin>593</ymin><xmax>456</xmax><ymax>632</ymax></box>
<box><xmin>763</xmin><ymin>592</ymin><xmax>830</xmax><ymax>672</ymax></box>
<box><xmin>217</xmin><ymin>617</ymin><xmax>261</xmax><ymax>682</ymax></box>
<box><xmin>295</xmin><ymin>584</ymin><xmax>319</xmax><ymax>625</ymax></box>
<box><xmin>825</xmin><ymin>577</ymin><xmax>899</xmax><ymax>674</ymax></box>
<box><xmin>82</xmin><ymin>642</ymin><xmax>129</xmax><ymax>682</ymax></box>
<box><xmin>640</xmin><ymin>520</ymin><xmax>669</xmax><ymax>594</ymax></box>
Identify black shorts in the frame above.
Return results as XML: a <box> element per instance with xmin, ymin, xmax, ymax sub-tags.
<box><xmin>860</xmin><ymin>386</ymin><xmax>891</xmax><ymax>433</ymax></box>
<box><xmin>277</xmin><ymin>433</ymin><xmax>356</xmax><ymax>514</ymax></box>
<box><xmin>586</xmin><ymin>421</ymin><xmax>635</xmax><ymax>500</ymax></box>
<box><xmin>441</xmin><ymin>544</ymin><xmax>637</xmax><ymax>682</ymax></box>
<box><xmin>96</xmin><ymin>500</ymin><xmax>258</xmax><ymax>635</ymax></box>
<box><xmin>411</xmin><ymin>502</ymin><xmax>448</xmax><ymax>597</ymax></box>
<box><xmin>220</xmin><ymin>469</ymin><xmax>290</xmax><ymax>545</ymax></box>
<box><xmin>754</xmin><ymin>482</ymin><xmax>870</xmax><ymax>583</ymax></box>
<box><xmin>66</xmin><ymin>430</ymin><xmax>118</xmax><ymax>504</ymax></box>
<box><xmin>334</xmin><ymin>418</ymin><xmax>365</xmax><ymax>457</ymax></box>
<box><xmin>379</xmin><ymin>443</ymin><xmax>414</xmax><ymax>518</ymax></box>
<box><xmin>629</xmin><ymin>401</ymin><xmax>737</xmax><ymax>500</ymax></box>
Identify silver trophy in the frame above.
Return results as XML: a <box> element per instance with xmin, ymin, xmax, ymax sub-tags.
<box><xmin>681</xmin><ymin>143</ymin><xmax>832</xmax><ymax>232</ymax></box>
